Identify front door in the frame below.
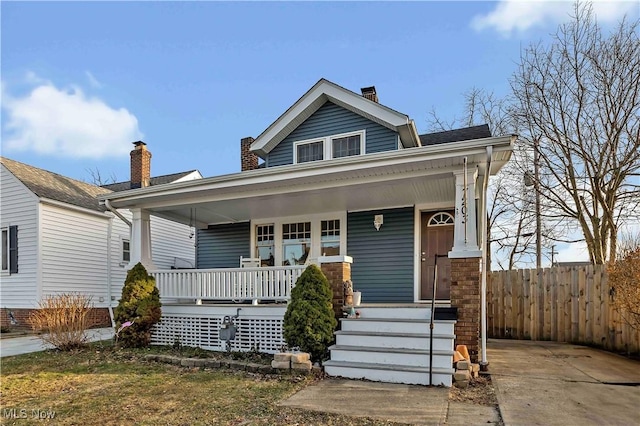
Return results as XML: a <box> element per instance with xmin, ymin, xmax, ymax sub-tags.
<box><xmin>420</xmin><ymin>211</ymin><xmax>454</xmax><ymax>300</ymax></box>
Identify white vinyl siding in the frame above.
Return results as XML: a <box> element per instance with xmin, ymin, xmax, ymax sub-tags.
<box><xmin>107</xmin><ymin>211</ymin><xmax>196</xmax><ymax>301</ymax></box>
<box><xmin>150</xmin><ymin>216</ymin><xmax>196</xmax><ymax>270</ymax></box>
<box><xmin>0</xmin><ymin>166</ymin><xmax>39</xmax><ymax>307</ymax></box>
<box><xmin>1</xmin><ymin>163</ymin><xmax>196</xmax><ymax>309</ymax></box>
<box><xmin>40</xmin><ymin>204</ymin><xmax>111</xmax><ymax>304</ymax></box>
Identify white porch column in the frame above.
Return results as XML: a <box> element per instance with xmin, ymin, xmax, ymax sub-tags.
<box><xmin>128</xmin><ymin>208</ymin><xmax>156</xmax><ymax>270</ymax></box>
<box><xmin>449</xmin><ymin>169</ymin><xmax>481</xmax><ymax>258</ymax></box>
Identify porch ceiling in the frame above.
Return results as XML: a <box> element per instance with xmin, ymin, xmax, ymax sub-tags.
<box><xmin>100</xmin><ymin>135</ymin><xmax>514</xmax><ymax>227</ymax></box>
<box><xmin>154</xmin><ymin>174</ymin><xmax>455</xmax><ymax>226</ymax></box>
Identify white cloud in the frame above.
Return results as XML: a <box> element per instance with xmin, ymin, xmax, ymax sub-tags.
<box><xmin>554</xmin><ymin>241</ymin><xmax>590</xmax><ymax>264</ymax></box>
<box><xmin>471</xmin><ymin>0</ymin><xmax>638</xmax><ymax>37</ymax></box>
<box><xmin>2</xmin><ymin>76</ymin><xmax>142</xmax><ymax>159</ymax></box>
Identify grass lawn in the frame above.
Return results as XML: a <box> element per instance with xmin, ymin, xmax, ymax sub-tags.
<box><xmin>0</xmin><ymin>342</ymin><xmax>400</xmax><ymax>425</ymax></box>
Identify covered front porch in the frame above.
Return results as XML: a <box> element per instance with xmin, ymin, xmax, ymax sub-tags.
<box><xmin>100</xmin><ymin>135</ymin><xmax>514</xmax><ymax>366</ymax></box>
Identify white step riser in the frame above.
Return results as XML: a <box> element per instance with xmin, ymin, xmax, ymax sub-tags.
<box><xmin>341</xmin><ymin>320</ymin><xmax>454</xmax><ymax>335</ymax></box>
<box><xmin>335</xmin><ymin>334</ymin><xmax>454</xmax><ymax>351</ymax></box>
<box><xmin>356</xmin><ymin>307</ymin><xmax>432</xmax><ymax>320</ymax></box>
<box><xmin>330</xmin><ymin>349</ymin><xmax>453</xmax><ymax>369</ymax></box>
<box><xmin>324</xmin><ymin>365</ymin><xmax>452</xmax><ymax>387</ymax></box>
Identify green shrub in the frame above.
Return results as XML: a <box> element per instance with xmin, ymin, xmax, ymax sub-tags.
<box><xmin>283</xmin><ymin>264</ymin><xmax>337</xmax><ymax>362</ymax></box>
<box><xmin>29</xmin><ymin>293</ymin><xmax>93</xmax><ymax>351</ymax></box>
<box><xmin>114</xmin><ymin>262</ymin><xmax>161</xmax><ymax>347</ymax></box>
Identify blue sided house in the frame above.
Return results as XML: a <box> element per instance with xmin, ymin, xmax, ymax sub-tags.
<box><xmin>99</xmin><ymin>79</ymin><xmax>514</xmax><ymax>386</ymax></box>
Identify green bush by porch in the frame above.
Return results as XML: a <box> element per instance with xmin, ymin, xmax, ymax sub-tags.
<box><xmin>283</xmin><ymin>264</ymin><xmax>337</xmax><ymax>362</ymax></box>
<box><xmin>114</xmin><ymin>262</ymin><xmax>162</xmax><ymax>347</ymax></box>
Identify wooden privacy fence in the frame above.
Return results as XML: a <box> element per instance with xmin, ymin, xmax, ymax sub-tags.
<box><xmin>488</xmin><ymin>265</ymin><xmax>640</xmax><ymax>354</ymax></box>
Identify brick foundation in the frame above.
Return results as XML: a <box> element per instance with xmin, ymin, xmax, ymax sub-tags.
<box><xmin>320</xmin><ymin>261</ymin><xmax>351</xmax><ymax>319</ymax></box>
<box><xmin>450</xmin><ymin>257</ymin><xmax>481</xmax><ymax>363</ymax></box>
<box><xmin>1</xmin><ymin>307</ymin><xmax>111</xmax><ymax>330</ymax></box>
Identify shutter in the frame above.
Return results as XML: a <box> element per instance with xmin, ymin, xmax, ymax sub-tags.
<box><xmin>9</xmin><ymin>225</ymin><xmax>17</xmax><ymax>274</ymax></box>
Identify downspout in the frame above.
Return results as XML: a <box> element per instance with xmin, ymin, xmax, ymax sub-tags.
<box><xmin>480</xmin><ymin>146</ymin><xmax>493</xmax><ymax>368</ymax></box>
<box><xmin>104</xmin><ymin>199</ymin><xmax>131</xmax><ymax>227</ymax></box>
<box><xmin>106</xmin><ymin>218</ymin><xmax>115</xmax><ymax>328</ymax></box>
<box><xmin>103</xmin><ymin>199</ymin><xmax>132</xmax><ymax>327</ymax></box>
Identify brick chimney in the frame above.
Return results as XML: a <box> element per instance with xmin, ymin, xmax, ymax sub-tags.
<box><xmin>130</xmin><ymin>141</ymin><xmax>151</xmax><ymax>189</ymax></box>
<box><xmin>361</xmin><ymin>86</ymin><xmax>378</xmax><ymax>103</ymax></box>
<box><xmin>241</xmin><ymin>137</ymin><xmax>259</xmax><ymax>171</ymax></box>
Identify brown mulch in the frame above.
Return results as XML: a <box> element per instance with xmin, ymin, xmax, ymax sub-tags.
<box><xmin>448</xmin><ymin>374</ymin><xmax>499</xmax><ymax>406</ymax></box>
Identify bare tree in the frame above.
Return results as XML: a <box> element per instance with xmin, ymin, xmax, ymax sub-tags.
<box><xmin>511</xmin><ymin>2</ymin><xmax>640</xmax><ymax>264</ymax></box>
<box><xmin>428</xmin><ymin>89</ymin><xmax>545</xmax><ymax>269</ymax></box>
<box><xmin>429</xmin><ymin>3</ymin><xmax>639</xmax><ymax>267</ymax></box>
<box><xmin>86</xmin><ymin>167</ymin><xmax>118</xmax><ymax>186</ymax></box>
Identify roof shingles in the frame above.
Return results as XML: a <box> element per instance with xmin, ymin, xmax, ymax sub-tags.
<box><xmin>1</xmin><ymin>157</ymin><xmax>195</xmax><ymax>213</ymax></box>
<box><xmin>1</xmin><ymin>157</ymin><xmax>111</xmax><ymax>212</ymax></box>
<box><xmin>419</xmin><ymin>124</ymin><xmax>492</xmax><ymax>146</ymax></box>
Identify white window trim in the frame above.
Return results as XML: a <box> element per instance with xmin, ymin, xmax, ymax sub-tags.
<box><xmin>120</xmin><ymin>236</ymin><xmax>131</xmax><ymax>267</ymax></box>
<box><xmin>250</xmin><ymin>211</ymin><xmax>347</xmax><ymax>266</ymax></box>
<box><xmin>293</xmin><ymin>130</ymin><xmax>366</xmax><ymax>164</ymax></box>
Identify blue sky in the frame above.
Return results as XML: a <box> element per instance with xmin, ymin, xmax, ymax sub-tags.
<box><xmin>2</xmin><ymin>1</ymin><xmax>638</xmax><ymax>264</ymax></box>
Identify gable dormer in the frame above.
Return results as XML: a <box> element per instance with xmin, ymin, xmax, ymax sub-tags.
<box><xmin>249</xmin><ymin>79</ymin><xmax>421</xmax><ymax>168</ymax></box>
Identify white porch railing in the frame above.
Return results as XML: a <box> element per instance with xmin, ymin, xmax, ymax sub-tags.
<box><xmin>150</xmin><ymin>266</ymin><xmax>306</xmax><ymax>303</ymax></box>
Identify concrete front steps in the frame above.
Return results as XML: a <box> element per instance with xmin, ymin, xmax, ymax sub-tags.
<box><xmin>324</xmin><ymin>305</ymin><xmax>455</xmax><ymax>386</ymax></box>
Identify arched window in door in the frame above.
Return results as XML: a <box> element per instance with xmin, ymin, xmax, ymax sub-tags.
<box><xmin>428</xmin><ymin>212</ymin><xmax>454</xmax><ymax>227</ymax></box>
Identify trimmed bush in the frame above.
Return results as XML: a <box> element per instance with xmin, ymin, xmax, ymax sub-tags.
<box><xmin>283</xmin><ymin>264</ymin><xmax>337</xmax><ymax>362</ymax></box>
<box><xmin>114</xmin><ymin>262</ymin><xmax>161</xmax><ymax>347</ymax></box>
<box><xmin>29</xmin><ymin>293</ymin><xmax>93</xmax><ymax>351</ymax></box>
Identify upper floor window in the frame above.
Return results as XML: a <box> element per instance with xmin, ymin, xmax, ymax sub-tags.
<box><xmin>294</xmin><ymin>130</ymin><xmax>365</xmax><ymax>164</ymax></box>
<box><xmin>296</xmin><ymin>141</ymin><xmax>324</xmax><ymax>163</ymax></box>
<box><xmin>2</xmin><ymin>226</ymin><xmax>18</xmax><ymax>274</ymax></box>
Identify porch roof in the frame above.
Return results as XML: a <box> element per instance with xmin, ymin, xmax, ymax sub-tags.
<box><xmin>99</xmin><ymin>135</ymin><xmax>514</xmax><ymax>227</ymax></box>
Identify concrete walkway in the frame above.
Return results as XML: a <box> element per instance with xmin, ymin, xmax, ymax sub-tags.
<box><xmin>283</xmin><ymin>340</ymin><xmax>640</xmax><ymax>425</ymax></box>
<box><xmin>0</xmin><ymin>328</ymin><xmax>114</xmax><ymax>357</ymax></box>
<box><xmin>280</xmin><ymin>378</ymin><xmax>499</xmax><ymax>425</ymax></box>
<box><xmin>488</xmin><ymin>339</ymin><xmax>640</xmax><ymax>426</ymax></box>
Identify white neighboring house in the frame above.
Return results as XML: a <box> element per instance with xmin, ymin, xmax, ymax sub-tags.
<box><xmin>0</xmin><ymin>146</ymin><xmax>201</xmax><ymax>329</ymax></box>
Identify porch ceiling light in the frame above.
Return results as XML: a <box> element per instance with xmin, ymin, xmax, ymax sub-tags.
<box><xmin>374</xmin><ymin>214</ymin><xmax>383</xmax><ymax>231</ymax></box>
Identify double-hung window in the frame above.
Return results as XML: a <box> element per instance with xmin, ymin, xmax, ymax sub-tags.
<box><xmin>1</xmin><ymin>226</ymin><xmax>18</xmax><ymax>274</ymax></box>
<box><xmin>294</xmin><ymin>130</ymin><xmax>365</xmax><ymax>164</ymax></box>
<box><xmin>321</xmin><ymin>220</ymin><xmax>340</xmax><ymax>256</ymax></box>
<box><xmin>332</xmin><ymin>135</ymin><xmax>361</xmax><ymax>158</ymax></box>
<box><xmin>255</xmin><ymin>224</ymin><xmax>275</xmax><ymax>266</ymax></box>
<box><xmin>122</xmin><ymin>238</ymin><xmax>131</xmax><ymax>263</ymax></box>
<box><xmin>282</xmin><ymin>222</ymin><xmax>311</xmax><ymax>266</ymax></box>
<box><xmin>296</xmin><ymin>141</ymin><xmax>324</xmax><ymax>163</ymax></box>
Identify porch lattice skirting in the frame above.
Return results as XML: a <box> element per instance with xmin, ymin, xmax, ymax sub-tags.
<box><xmin>151</xmin><ymin>305</ymin><xmax>286</xmax><ymax>353</ymax></box>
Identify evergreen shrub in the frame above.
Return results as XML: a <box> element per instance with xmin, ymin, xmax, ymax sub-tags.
<box><xmin>283</xmin><ymin>264</ymin><xmax>337</xmax><ymax>362</ymax></box>
<box><xmin>114</xmin><ymin>262</ymin><xmax>161</xmax><ymax>347</ymax></box>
